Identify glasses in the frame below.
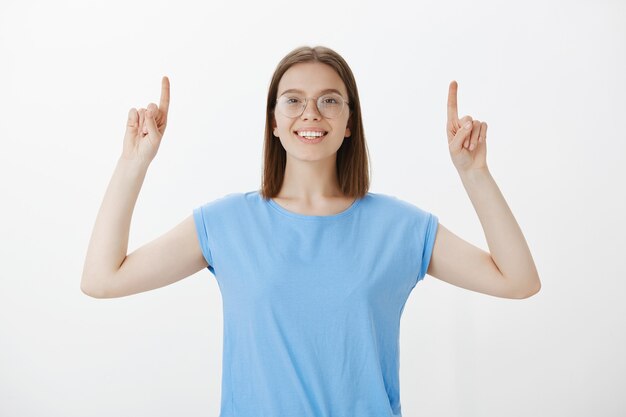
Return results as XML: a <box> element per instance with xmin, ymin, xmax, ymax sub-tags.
<box><xmin>275</xmin><ymin>93</ymin><xmax>350</xmax><ymax>119</ymax></box>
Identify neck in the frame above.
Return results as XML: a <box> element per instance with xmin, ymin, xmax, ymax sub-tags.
<box><xmin>277</xmin><ymin>154</ymin><xmax>343</xmax><ymax>201</ymax></box>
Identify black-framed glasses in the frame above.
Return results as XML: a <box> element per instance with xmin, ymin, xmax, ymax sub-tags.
<box><xmin>275</xmin><ymin>93</ymin><xmax>350</xmax><ymax>119</ymax></box>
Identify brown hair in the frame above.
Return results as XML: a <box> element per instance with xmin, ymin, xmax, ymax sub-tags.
<box><xmin>259</xmin><ymin>45</ymin><xmax>371</xmax><ymax>200</ymax></box>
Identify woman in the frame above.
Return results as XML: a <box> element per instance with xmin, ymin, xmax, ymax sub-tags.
<box><xmin>81</xmin><ymin>45</ymin><xmax>541</xmax><ymax>416</ymax></box>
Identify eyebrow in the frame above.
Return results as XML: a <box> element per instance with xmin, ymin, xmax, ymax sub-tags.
<box><xmin>278</xmin><ymin>88</ymin><xmax>344</xmax><ymax>96</ymax></box>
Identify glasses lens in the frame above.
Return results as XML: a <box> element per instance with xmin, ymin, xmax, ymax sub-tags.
<box><xmin>277</xmin><ymin>95</ymin><xmax>305</xmax><ymax>118</ymax></box>
<box><xmin>276</xmin><ymin>93</ymin><xmax>346</xmax><ymax>118</ymax></box>
<box><xmin>317</xmin><ymin>93</ymin><xmax>344</xmax><ymax>118</ymax></box>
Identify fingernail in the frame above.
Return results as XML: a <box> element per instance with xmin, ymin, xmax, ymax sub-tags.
<box><xmin>465</xmin><ymin>122</ymin><xmax>472</xmax><ymax>129</ymax></box>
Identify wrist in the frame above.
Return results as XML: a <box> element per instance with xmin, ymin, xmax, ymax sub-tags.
<box><xmin>117</xmin><ymin>156</ymin><xmax>150</xmax><ymax>176</ymax></box>
<box><xmin>458</xmin><ymin>167</ymin><xmax>491</xmax><ymax>183</ymax></box>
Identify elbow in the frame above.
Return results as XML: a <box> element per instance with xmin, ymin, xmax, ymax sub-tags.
<box><xmin>516</xmin><ymin>278</ymin><xmax>541</xmax><ymax>299</ymax></box>
<box><xmin>80</xmin><ymin>277</ymin><xmax>104</xmax><ymax>299</ymax></box>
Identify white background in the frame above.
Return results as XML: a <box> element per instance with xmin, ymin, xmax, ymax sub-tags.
<box><xmin>1</xmin><ymin>0</ymin><xmax>625</xmax><ymax>416</ymax></box>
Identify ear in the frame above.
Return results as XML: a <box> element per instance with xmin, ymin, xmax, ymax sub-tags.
<box><xmin>345</xmin><ymin>112</ymin><xmax>352</xmax><ymax>138</ymax></box>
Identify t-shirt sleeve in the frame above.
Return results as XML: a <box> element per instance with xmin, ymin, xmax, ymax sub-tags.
<box><xmin>193</xmin><ymin>205</ymin><xmax>215</xmax><ymax>275</ymax></box>
<box><xmin>417</xmin><ymin>212</ymin><xmax>439</xmax><ymax>282</ymax></box>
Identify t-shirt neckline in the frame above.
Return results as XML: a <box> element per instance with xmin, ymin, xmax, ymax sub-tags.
<box><xmin>265</xmin><ymin>193</ymin><xmax>363</xmax><ymax>221</ymax></box>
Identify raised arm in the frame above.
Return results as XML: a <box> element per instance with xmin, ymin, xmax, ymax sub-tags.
<box><xmin>425</xmin><ymin>81</ymin><xmax>541</xmax><ymax>299</ymax></box>
<box><xmin>80</xmin><ymin>77</ymin><xmax>208</xmax><ymax>298</ymax></box>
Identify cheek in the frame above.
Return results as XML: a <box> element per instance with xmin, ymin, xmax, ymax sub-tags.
<box><xmin>275</xmin><ymin>120</ymin><xmax>291</xmax><ymax>134</ymax></box>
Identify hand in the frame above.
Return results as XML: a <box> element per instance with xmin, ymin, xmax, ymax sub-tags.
<box><xmin>121</xmin><ymin>76</ymin><xmax>171</xmax><ymax>165</ymax></box>
<box><xmin>446</xmin><ymin>80</ymin><xmax>488</xmax><ymax>173</ymax></box>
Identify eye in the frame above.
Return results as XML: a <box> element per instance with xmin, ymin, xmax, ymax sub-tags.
<box><xmin>283</xmin><ymin>96</ymin><xmax>303</xmax><ymax>104</ymax></box>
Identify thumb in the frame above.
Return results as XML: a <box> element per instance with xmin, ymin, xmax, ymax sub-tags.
<box><xmin>451</xmin><ymin>120</ymin><xmax>473</xmax><ymax>152</ymax></box>
<box><xmin>126</xmin><ymin>108</ymin><xmax>139</xmax><ymax>135</ymax></box>
<box><xmin>144</xmin><ymin>109</ymin><xmax>160</xmax><ymax>139</ymax></box>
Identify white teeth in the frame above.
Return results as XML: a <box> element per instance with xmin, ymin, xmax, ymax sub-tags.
<box><xmin>297</xmin><ymin>131</ymin><xmax>326</xmax><ymax>137</ymax></box>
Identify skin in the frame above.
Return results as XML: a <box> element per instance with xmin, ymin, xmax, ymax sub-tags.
<box><xmin>123</xmin><ymin>76</ymin><xmax>170</xmax><ymax>164</ymax></box>
<box><xmin>446</xmin><ymin>80</ymin><xmax>488</xmax><ymax>172</ymax></box>
<box><xmin>271</xmin><ymin>62</ymin><xmax>355</xmax><ymax>213</ymax></box>
<box><xmin>424</xmin><ymin>80</ymin><xmax>541</xmax><ymax>298</ymax></box>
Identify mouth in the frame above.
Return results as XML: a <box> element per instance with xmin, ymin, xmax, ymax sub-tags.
<box><xmin>293</xmin><ymin>131</ymin><xmax>329</xmax><ymax>139</ymax></box>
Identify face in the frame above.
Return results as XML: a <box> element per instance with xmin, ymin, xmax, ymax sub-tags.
<box><xmin>272</xmin><ymin>62</ymin><xmax>352</xmax><ymax>162</ymax></box>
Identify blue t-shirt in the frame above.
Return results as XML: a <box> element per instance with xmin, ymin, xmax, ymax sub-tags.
<box><xmin>193</xmin><ymin>190</ymin><xmax>438</xmax><ymax>417</ymax></box>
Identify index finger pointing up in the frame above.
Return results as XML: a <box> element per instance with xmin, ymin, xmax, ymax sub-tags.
<box><xmin>160</xmin><ymin>76</ymin><xmax>170</xmax><ymax>116</ymax></box>
<box><xmin>447</xmin><ymin>80</ymin><xmax>459</xmax><ymax>123</ymax></box>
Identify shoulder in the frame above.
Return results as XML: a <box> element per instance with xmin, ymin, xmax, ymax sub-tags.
<box><xmin>195</xmin><ymin>191</ymin><xmax>250</xmax><ymax>214</ymax></box>
<box><xmin>365</xmin><ymin>191</ymin><xmax>433</xmax><ymax>220</ymax></box>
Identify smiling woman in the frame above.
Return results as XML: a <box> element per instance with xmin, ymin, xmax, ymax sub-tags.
<box><xmin>267</xmin><ymin>59</ymin><xmax>359</xmax><ymax>193</ymax></box>
<box><xmin>81</xmin><ymin>44</ymin><xmax>540</xmax><ymax>417</ymax></box>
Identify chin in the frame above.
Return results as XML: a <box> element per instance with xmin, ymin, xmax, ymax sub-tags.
<box><xmin>286</xmin><ymin>147</ymin><xmax>341</xmax><ymax>163</ymax></box>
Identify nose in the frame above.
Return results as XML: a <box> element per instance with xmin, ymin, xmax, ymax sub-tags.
<box><xmin>301</xmin><ymin>98</ymin><xmax>322</xmax><ymax>120</ymax></box>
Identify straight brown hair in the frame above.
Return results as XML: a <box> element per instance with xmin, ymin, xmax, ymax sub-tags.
<box><xmin>259</xmin><ymin>45</ymin><xmax>371</xmax><ymax>200</ymax></box>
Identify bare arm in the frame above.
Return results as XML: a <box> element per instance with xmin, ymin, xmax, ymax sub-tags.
<box><xmin>80</xmin><ymin>157</ymin><xmax>149</xmax><ymax>296</ymax></box>
<box><xmin>80</xmin><ymin>76</ymin><xmax>208</xmax><ymax>298</ymax></box>
<box><xmin>81</xmin><ymin>156</ymin><xmax>209</xmax><ymax>298</ymax></box>
<box><xmin>432</xmin><ymin>80</ymin><xmax>541</xmax><ymax>298</ymax></box>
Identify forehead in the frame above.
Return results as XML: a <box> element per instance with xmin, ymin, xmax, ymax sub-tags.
<box><xmin>277</xmin><ymin>62</ymin><xmax>348</xmax><ymax>96</ymax></box>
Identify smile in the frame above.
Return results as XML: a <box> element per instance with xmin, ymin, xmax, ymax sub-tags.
<box><xmin>294</xmin><ymin>131</ymin><xmax>327</xmax><ymax>144</ymax></box>
<box><xmin>294</xmin><ymin>130</ymin><xmax>328</xmax><ymax>139</ymax></box>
